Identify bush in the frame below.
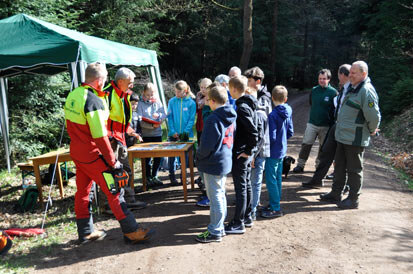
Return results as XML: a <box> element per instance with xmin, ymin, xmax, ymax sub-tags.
<box><xmin>0</xmin><ymin>74</ymin><xmax>71</xmax><ymax>168</ymax></box>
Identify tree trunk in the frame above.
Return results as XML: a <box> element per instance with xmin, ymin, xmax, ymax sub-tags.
<box><xmin>269</xmin><ymin>0</ymin><xmax>279</xmax><ymax>89</ymax></box>
<box><xmin>239</xmin><ymin>0</ymin><xmax>253</xmax><ymax>71</ymax></box>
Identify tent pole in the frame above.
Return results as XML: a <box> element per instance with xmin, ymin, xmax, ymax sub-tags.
<box><xmin>0</xmin><ymin>77</ymin><xmax>11</xmax><ymax>172</ymax></box>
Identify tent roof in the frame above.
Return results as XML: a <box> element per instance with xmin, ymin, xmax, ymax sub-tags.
<box><xmin>0</xmin><ymin>13</ymin><xmax>159</xmax><ymax>77</ymax></box>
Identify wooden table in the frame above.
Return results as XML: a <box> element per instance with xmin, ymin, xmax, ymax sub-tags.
<box><xmin>128</xmin><ymin>142</ymin><xmax>195</xmax><ymax>202</ymax></box>
<box><xmin>29</xmin><ymin>148</ymin><xmax>72</xmax><ymax>207</ymax></box>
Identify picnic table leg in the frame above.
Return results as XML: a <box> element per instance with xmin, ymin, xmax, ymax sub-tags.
<box><xmin>32</xmin><ymin>162</ymin><xmax>43</xmax><ymax>208</ymax></box>
<box><xmin>188</xmin><ymin>145</ymin><xmax>195</xmax><ymax>190</ymax></box>
<box><xmin>181</xmin><ymin>152</ymin><xmax>188</xmax><ymax>202</ymax></box>
<box><xmin>141</xmin><ymin>158</ymin><xmax>147</xmax><ymax>191</ymax></box>
<box><xmin>129</xmin><ymin>154</ymin><xmax>134</xmax><ymax>190</ymax></box>
<box><xmin>56</xmin><ymin>163</ymin><xmax>64</xmax><ymax>198</ymax></box>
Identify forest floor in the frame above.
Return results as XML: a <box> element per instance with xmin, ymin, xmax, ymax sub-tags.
<box><xmin>2</xmin><ymin>93</ymin><xmax>413</xmax><ymax>273</ymax></box>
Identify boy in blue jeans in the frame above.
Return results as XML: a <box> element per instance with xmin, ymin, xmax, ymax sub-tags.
<box><xmin>262</xmin><ymin>85</ymin><xmax>294</xmax><ymax>218</ymax></box>
<box><xmin>195</xmin><ymin>85</ymin><xmax>237</xmax><ymax>243</ymax></box>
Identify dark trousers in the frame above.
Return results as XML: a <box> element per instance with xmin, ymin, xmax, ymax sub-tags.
<box><xmin>142</xmin><ymin>136</ymin><xmax>162</xmax><ymax>178</ymax></box>
<box><xmin>332</xmin><ymin>142</ymin><xmax>365</xmax><ymax>200</ymax></box>
<box><xmin>231</xmin><ymin>155</ymin><xmax>252</xmax><ymax>225</ymax></box>
<box><xmin>310</xmin><ymin>124</ymin><xmax>337</xmax><ymax>183</ymax></box>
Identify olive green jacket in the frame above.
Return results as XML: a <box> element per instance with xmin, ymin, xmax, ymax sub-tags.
<box><xmin>335</xmin><ymin>77</ymin><xmax>381</xmax><ymax>147</ymax></box>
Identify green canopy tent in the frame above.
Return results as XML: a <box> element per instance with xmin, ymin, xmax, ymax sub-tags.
<box><xmin>0</xmin><ymin>13</ymin><xmax>166</xmax><ymax>172</ymax></box>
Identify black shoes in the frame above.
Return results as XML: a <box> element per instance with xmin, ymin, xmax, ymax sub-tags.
<box><xmin>319</xmin><ymin>192</ymin><xmax>341</xmax><ymax>203</ymax></box>
<box><xmin>244</xmin><ymin>217</ymin><xmax>254</xmax><ymax>228</ymax></box>
<box><xmin>224</xmin><ymin>221</ymin><xmax>245</xmax><ymax>234</ymax></box>
<box><xmin>337</xmin><ymin>197</ymin><xmax>359</xmax><ymax>209</ymax></box>
<box><xmin>169</xmin><ymin>174</ymin><xmax>179</xmax><ymax>186</ymax></box>
<box><xmin>302</xmin><ymin>180</ymin><xmax>323</xmax><ymax>188</ymax></box>
<box><xmin>293</xmin><ymin>166</ymin><xmax>304</xmax><ymax>173</ymax></box>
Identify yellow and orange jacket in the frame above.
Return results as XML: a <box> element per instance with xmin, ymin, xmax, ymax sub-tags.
<box><xmin>104</xmin><ymin>81</ymin><xmax>133</xmax><ymax>146</ymax></box>
<box><xmin>64</xmin><ymin>84</ymin><xmax>116</xmax><ymax>167</ymax></box>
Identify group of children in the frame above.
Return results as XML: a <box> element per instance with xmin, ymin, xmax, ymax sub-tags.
<box><xmin>129</xmin><ymin>66</ymin><xmax>294</xmax><ymax>244</ymax></box>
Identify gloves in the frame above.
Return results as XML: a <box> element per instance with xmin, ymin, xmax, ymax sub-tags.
<box><xmin>112</xmin><ymin>168</ymin><xmax>129</xmax><ymax>190</ymax></box>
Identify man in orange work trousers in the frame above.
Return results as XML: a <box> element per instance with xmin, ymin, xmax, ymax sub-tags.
<box><xmin>64</xmin><ymin>62</ymin><xmax>154</xmax><ymax>245</ymax></box>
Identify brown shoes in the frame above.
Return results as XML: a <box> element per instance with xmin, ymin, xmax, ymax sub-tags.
<box><xmin>124</xmin><ymin>228</ymin><xmax>155</xmax><ymax>244</ymax></box>
<box><xmin>79</xmin><ymin>230</ymin><xmax>107</xmax><ymax>245</ymax></box>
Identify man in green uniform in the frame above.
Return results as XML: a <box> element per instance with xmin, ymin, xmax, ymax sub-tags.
<box><xmin>293</xmin><ymin>69</ymin><xmax>338</xmax><ymax>173</ymax></box>
<box><xmin>320</xmin><ymin>61</ymin><xmax>381</xmax><ymax>209</ymax></box>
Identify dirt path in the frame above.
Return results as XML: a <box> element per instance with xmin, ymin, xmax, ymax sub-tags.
<box><xmin>36</xmin><ymin>93</ymin><xmax>413</xmax><ymax>274</ymax></box>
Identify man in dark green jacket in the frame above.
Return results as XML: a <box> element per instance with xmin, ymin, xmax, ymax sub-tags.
<box><xmin>320</xmin><ymin>61</ymin><xmax>381</xmax><ymax>209</ymax></box>
<box><xmin>293</xmin><ymin>69</ymin><xmax>337</xmax><ymax>173</ymax></box>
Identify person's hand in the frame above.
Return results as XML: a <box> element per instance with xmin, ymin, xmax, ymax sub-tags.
<box><xmin>113</xmin><ymin>160</ymin><xmax>123</xmax><ymax>170</ymax></box>
<box><xmin>137</xmin><ymin>134</ymin><xmax>143</xmax><ymax>142</ymax></box>
<box><xmin>153</xmin><ymin>123</ymin><xmax>160</xmax><ymax>128</ymax></box>
<box><xmin>173</xmin><ymin>133</ymin><xmax>179</xmax><ymax>139</ymax></box>
<box><xmin>251</xmin><ymin>158</ymin><xmax>256</xmax><ymax>168</ymax></box>
<box><xmin>237</xmin><ymin>152</ymin><xmax>250</xmax><ymax>159</ymax></box>
<box><xmin>152</xmin><ymin>113</ymin><xmax>160</xmax><ymax>119</ymax></box>
<box><xmin>371</xmin><ymin>128</ymin><xmax>380</xmax><ymax>136</ymax></box>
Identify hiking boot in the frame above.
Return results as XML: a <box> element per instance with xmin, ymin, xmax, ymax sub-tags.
<box><xmin>319</xmin><ymin>192</ymin><xmax>341</xmax><ymax>203</ymax></box>
<box><xmin>169</xmin><ymin>174</ymin><xmax>179</xmax><ymax>186</ymax></box>
<box><xmin>195</xmin><ymin>231</ymin><xmax>222</xmax><ymax>243</ymax></box>
<box><xmin>124</xmin><ymin>228</ymin><xmax>155</xmax><ymax>244</ymax></box>
<box><xmin>337</xmin><ymin>197</ymin><xmax>359</xmax><ymax>209</ymax></box>
<box><xmin>261</xmin><ymin>209</ymin><xmax>283</xmax><ymax>219</ymax></box>
<box><xmin>78</xmin><ymin>230</ymin><xmax>107</xmax><ymax>245</ymax></box>
<box><xmin>302</xmin><ymin>180</ymin><xmax>323</xmax><ymax>188</ymax></box>
<box><xmin>293</xmin><ymin>166</ymin><xmax>304</xmax><ymax>173</ymax></box>
<box><xmin>196</xmin><ymin>196</ymin><xmax>210</xmax><ymax>207</ymax></box>
<box><xmin>151</xmin><ymin>177</ymin><xmax>163</xmax><ymax>186</ymax></box>
<box><xmin>224</xmin><ymin>221</ymin><xmax>245</xmax><ymax>234</ymax></box>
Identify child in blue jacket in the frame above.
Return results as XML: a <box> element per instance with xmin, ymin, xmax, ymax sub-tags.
<box><xmin>167</xmin><ymin>80</ymin><xmax>196</xmax><ymax>185</ymax></box>
<box><xmin>262</xmin><ymin>85</ymin><xmax>294</xmax><ymax>218</ymax></box>
<box><xmin>195</xmin><ymin>85</ymin><xmax>237</xmax><ymax>243</ymax></box>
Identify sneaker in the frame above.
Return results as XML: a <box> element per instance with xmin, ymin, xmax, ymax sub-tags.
<box><xmin>224</xmin><ymin>221</ymin><xmax>245</xmax><ymax>234</ymax></box>
<box><xmin>124</xmin><ymin>227</ymin><xmax>155</xmax><ymax>244</ymax></box>
<box><xmin>195</xmin><ymin>231</ymin><xmax>222</xmax><ymax>243</ymax></box>
<box><xmin>261</xmin><ymin>209</ymin><xmax>283</xmax><ymax>219</ymax></box>
<box><xmin>244</xmin><ymin>217</ymin><xmax>254</xmax><ymax>228</ymax></box>
<box><xmin>337</xmin><ymin>197</ymin><xmax>359</xmax><ymax>209</ymax></box>
<box><xmin>293</xmin><ymin>166</ymin><xmax>304</xmax><ymax>173</ymax></box>
<box><xmin>196</xmin><ymin>196</ymin><xmax>210</xmax><ymax>207</ymax></box>
<box><xmin>151</xmin><ymin>176</ymin><xmax>163</xmax><ymax>186</ymax></box>
<box><xmin>257</xmin><ymin>204</ymin><xmax>270</xmax><ymax>212</ymax></box>
<box><xmin>169</xmin><ymin>174</ymin><xmax>179</xmax><ymax>186</ymax></box>
<box><xmin>78</xmin><ymin>230</ymin><xmax>107</xmax><ymax>245</ymax></box>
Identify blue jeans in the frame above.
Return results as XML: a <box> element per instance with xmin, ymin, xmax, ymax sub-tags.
<box><xmin>203</xmin><ymin>172</ymin><xmax>227</xmax><ymax>236</ymax></box>
<box><xmin>251</xmin><ymin>156</ymin><xmax>266</xmax><ymax>215</ymax></box>
<box><xmin>265</xmin><ymin>157</ymin><xmax>283</xmax><ymax>211</ymax></box>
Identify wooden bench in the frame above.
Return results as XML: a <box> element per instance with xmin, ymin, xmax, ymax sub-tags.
<box><xmin>17</xmin><ymin>162</ymin><xmax>35</xmax><ymax>184</ymax></box>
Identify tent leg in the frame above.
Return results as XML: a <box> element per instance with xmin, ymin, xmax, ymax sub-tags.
<box><xmin>0</xmin><ymin>77</ymin><xmax>11</xmax><ymax>172</ymax></box>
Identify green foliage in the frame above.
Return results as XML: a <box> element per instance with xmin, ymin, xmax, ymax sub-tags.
<box><xmin>3</xmin><ymin>74</ymin><xmax>70</xmax><ymax>166</ymax></box>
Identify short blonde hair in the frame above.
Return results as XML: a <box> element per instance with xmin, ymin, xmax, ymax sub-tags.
<box><xmin>208</xmin><ymin>86</ymin><xmax>228</xmax><ymax>105</ymax></box>
<box><xmin>228</xmin><ymin>75</ymin><xmax>248</xmax><ymax>93</ymax></box>
<box><xmin>85</xmin><ymin>62</ymin><xmax>107</xmax><ymax>82</ymax></box>
<box><xmin>272</xmin><ymin>85</ymin><xmax>288</xmax><ymax>102</ymax></box>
